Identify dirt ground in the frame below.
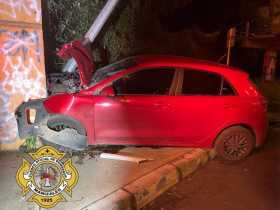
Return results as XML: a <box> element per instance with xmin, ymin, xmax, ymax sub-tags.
<box><xmin>145</xmin><ymin>126</ymin><xmax>280</xmax><ymax>210</ymax></box>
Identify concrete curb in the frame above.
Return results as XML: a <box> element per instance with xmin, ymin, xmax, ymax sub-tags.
<box><xmin>83</xmin><ymin>149</ymin><xmax>216</xmax><ymax>210</ymax></box>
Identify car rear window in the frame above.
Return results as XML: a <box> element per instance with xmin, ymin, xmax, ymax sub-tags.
<box><xmin>182</xmin><ymin>70</ymin><xmax>222</xmax><ymax>95</ymax></box>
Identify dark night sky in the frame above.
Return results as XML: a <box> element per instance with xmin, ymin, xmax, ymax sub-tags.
<box><xmin>159</xmin><ymin>0</ymin><xmax>269</xmax><ymax>33</ymax></box>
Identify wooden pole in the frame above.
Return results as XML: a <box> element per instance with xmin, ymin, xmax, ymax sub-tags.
<box><xmin>226</xmin><ymin>43</ymin><xmax>231</xmax><ymax>66</ymax></box>
<box><xmin>263</xmin><ymin>50</ymin><xmax>277</xmax><ymax>81</ymax></box>
<box><xmin>226</xmin><ymin>28</ymin><xmax>236</xmax><ymax>66</ymax></box>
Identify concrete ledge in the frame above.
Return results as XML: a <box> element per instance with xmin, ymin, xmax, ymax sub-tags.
<box><xmin>207</xmin><ymin>149</ymin><xmax>217</xmax><ymax>160</ymax></box>
<box><xmin>171</xmin><ymin>149</ymin><xmax>211</xmax><ymax>179</ymax></box>
<box><xmin>171</xmin><ymin>156</ymin><xmax>200</xmax><ymax>179</ymax></box>
<box><xmin>84</xmin><ymin>149</ymin><xmax>215</xmax><ymax>210</ymax></box>
<box><xmin>123</xmin><ymin>164</ymin><xmax>179</xmax><ymax>209</ymax></box>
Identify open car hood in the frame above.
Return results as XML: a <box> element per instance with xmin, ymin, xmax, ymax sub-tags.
<box><xmin>58</xmin><ymin>40</ymin><xmax>94</xmax><ymax>87</ymax></box>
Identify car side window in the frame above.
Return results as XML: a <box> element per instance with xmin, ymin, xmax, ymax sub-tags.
<box><xmin>113</xmin><ymin>68</ymin><xmax>175</xmax><ymax>95</ymax></box>
<box><xmin>182</xmin><ymin>70</ymin><xmax>222</xmax><ymax>95</ymax></box>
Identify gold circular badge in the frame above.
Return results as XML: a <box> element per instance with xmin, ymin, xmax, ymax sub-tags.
<box><xmin>16</xmin><ymin>146</ymin><xmax>79</xmax><ymax>208</ymax></box>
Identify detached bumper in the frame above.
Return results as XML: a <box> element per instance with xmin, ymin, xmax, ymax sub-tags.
<box><xmin>15</xmin><ymin>99</ymin><xmax>47</xmax><ymax>139</ymax></box>
<box><xmin>15</xmin><ymin>99</ymin><xmax>87</xmax><ymax>151</ymax></box>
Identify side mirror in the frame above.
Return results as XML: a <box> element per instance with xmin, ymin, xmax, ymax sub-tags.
<box><xmin>100</xmin><ymin>86</ymin><xmax>115</xmax><ymax>97</ymax></box>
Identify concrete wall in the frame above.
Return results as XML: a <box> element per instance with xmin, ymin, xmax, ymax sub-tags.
<box><xmin>0</xmin><ymin>0</ymin><xmax>46</xmax><ymax>150</ymax></box>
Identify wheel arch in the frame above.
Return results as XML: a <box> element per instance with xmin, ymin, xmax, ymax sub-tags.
<box><xmin>46</xmin><ymin>114</ymin><xmax>87</xmax><ymax>136</ymax></box>
<box><xmin>212</xmin><ymin>123</ymin><xmax>256</xmax><ymax>148</ymax></box>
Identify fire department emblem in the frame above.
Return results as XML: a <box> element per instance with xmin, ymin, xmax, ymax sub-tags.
<box><xmin>16</xmin><ymin>146</ymin><xmax>79</xmax><ymax>208</ymax></box>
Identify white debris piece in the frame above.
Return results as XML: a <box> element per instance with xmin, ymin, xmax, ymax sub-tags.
<box><xmin>100</xmin><ymin>153</ymin><xmax>154</xmax><ymax>164</ymax></box>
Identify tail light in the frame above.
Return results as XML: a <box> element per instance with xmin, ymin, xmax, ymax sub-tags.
<box><xmin>247</xmin><ymin>78</ymin><xmax>268</xmax><ymax>111</ymax></box>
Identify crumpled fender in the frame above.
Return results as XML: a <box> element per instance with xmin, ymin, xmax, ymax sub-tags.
<box><xmin>15</xmin><ymin>100</ymin><xmax>87</xmax><ymax>151</ymax></box>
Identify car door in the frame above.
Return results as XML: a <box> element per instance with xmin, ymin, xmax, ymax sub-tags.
<box><xmin>169</xmin><ymin>69</ymin><xmax>237</xmax><ymax>147</ymax></box>
<box><xmin>94</xmin><ymin>67</ymin><xmax>179</xmax><ymax>146</ymax></box>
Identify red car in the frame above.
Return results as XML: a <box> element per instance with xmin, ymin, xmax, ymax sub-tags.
<box><xmin>16</xmin><ymin>44</ymin><xmax>268</xmax><ymax>161</ymax></box>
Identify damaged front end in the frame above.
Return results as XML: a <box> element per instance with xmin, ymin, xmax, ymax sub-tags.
<box><xmin>15</xmin><ymin>100</ymin><xmax>87</xmax><ymax>151</ymax></box>
<box><xmin>15</xmin><ymin>40</ymin><xmax>93</xmax><ymax>151</ymax></box>
<box><xmin>48</xmin><ymin>40</ymin><xmax>95</xmax><ymax>95</ymax></box>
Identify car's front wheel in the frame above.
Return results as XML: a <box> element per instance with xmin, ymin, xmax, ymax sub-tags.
<box><xmin>214</xmin><ymin>126</ymin><xmax>255</xmax><ymax>161</ymax></box>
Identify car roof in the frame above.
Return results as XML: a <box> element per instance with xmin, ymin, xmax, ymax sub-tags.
<box><xmin>128</xmin><ymin>55</ymin><xmax>245</xmax><ymax>73</ymax></box>
<box><xmin>136</xmin><ymin>55</ymin><xmax>244</xmax><ymax>70</ymax></box>
<box><xmin>97</xmin><ymin>55</ymin><xmax>248</xmax><ymax>78</ymax></box>
<box><xmin>134</xmin><ymin>55</ymin><xmax>223</xmax><ymax>66</ymax></box>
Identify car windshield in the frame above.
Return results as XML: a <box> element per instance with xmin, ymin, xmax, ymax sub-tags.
<box><xmin>91</xmin><ymin>57</ymin><xmax>137</xmax><ymax>85</ymax></box>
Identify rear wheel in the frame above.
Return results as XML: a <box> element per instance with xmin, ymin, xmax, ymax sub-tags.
<box><xmin>214</xmin><ymin>126</ymin><xmax>255</xmax><ymax>161</ymax></box>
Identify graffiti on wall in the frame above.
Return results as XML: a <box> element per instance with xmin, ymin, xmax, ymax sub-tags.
<box><xmin>0</xmin><ymin>29</ymin><xmax>40</xmax><ymax>61</ymax></box>
<box><xmin>0</xmin><ymin>0</ymin><xmax>41</xmax><ymax>23</ymax></box>
<box><xmin>0</xmin><ymin>28</ymin><xmax>46</xmax><ymax>144</ymax></box>
<box><xmin>0</xmin><ymin>86</ymin><xmax>18</xmax><ymax>143</ymax></box>
<box><xmin>0</xmin><ymin>29</ymin><xmax>44</xmax><ymax>100</ymax></box>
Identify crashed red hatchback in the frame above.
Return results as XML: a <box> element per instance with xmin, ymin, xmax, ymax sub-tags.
<box><xmin>16</xmin><ymin>50</ymin><xmax>268</xmax><ymax>160</ymax></box>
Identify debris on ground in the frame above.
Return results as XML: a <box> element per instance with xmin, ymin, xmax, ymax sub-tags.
<box><xmin>99</xmin><ymin>153</ymin><xmax>154</xmax><ymax>164</ymax></box>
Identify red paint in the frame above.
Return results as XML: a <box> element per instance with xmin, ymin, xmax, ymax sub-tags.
<box><xmin>57</xmin><ymin>40</ymin><xmax>94</xmax><ymax>86</ymax></box>
<box><xmin>100</xmin><ymin>86</ymin><xmax>115</xmax><ymax>97</ymax></box>
<box><xmin>41</xmin><ymin>172</ymin><xmax>56</xmax><ymax>181</ymax></box>
<box><xmin>43</xmin><ymin>56</ymin><xmax>268</xmax><ymax>148</ymax></box>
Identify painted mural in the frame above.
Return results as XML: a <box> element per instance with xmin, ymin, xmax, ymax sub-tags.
<box><xmin>0</xmin><ymin>0</ymin><xmax>45</xmax><ymax>147</ymax></box>
<box><xmin>0</xmin><ymin>0</ymin><xmax>41</xmax><ymax>23</ymax></box>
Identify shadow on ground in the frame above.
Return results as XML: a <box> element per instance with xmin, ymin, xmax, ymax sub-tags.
<box><xmin>146</xmin><ymin>126</ymin><xmax>280</xmax><ymax>210</ymax></box>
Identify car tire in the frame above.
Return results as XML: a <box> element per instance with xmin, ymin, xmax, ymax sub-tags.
<box><xmin>214</xmin><ymin>126</ymin><xmax>255</xmax><ymax>161</ymax></box>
